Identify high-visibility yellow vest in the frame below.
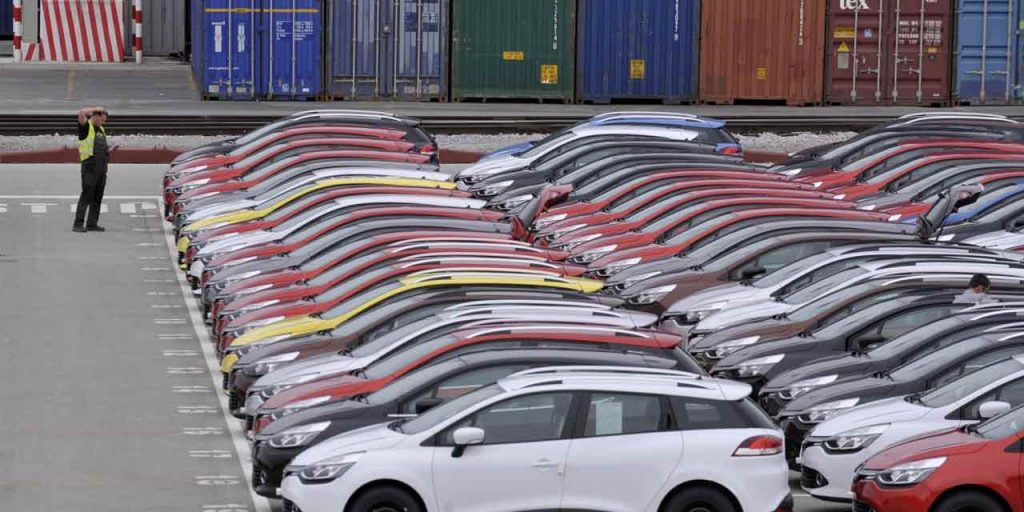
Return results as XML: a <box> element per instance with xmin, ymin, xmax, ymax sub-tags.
<box><xmin>79</xmin><ymin>122</ymin><xmax>107</xmax><ymax>162</ymax></box>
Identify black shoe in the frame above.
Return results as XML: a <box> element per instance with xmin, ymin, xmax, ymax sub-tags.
<box><xmin>86</xmin><ymin>225</ymin><xmax>106</xmax><ymax>232</ymax></box>
<box><xmin>72</xmin><ymin>226</ymin><xmax>87</xmax><ymax>233</ymax></box>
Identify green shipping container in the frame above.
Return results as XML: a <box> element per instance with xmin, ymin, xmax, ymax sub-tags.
<box><xmin>451</xmin><ymin>0</ymin><xmax>575</xmax><ymax>101</ymax></box>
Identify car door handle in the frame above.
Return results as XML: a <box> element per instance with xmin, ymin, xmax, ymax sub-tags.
<box><xmin>531</xmin><ymin>459</ymin><xmax>559</xmax><ymax>468</ymax></box>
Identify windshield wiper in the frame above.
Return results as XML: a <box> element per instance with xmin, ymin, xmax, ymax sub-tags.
<box><xmin>905</xmin><ymin>393</ymin><xmax>922</xmax><ymax>404</ymax></box>
<box><xmin>351</xmin><ymin>393</ymin><xmax>369</xmax><ymax>403</ymax></box>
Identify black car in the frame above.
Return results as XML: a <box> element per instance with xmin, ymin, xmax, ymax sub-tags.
<box><xmin>855</xmin><ymin>160</ymin><xmax>1024</xmax><ymax>211</ymax></box>
<box><xmin>711</xmin><ymin>293</ymin><xmax>965</xmax><ymax>390</ymax></box>
<box><xmin>249</xmin><ymin>346</ymin><xmax>688</xmax><ymax>497</ymax></box>
<box><xmin>759</xmin><ymin>306</ymin><xmax>1024</xmax><ymax>415</ymax></box>
<box><xmin>776</xmin><ymin>332</ymin><xmax>1024</xmax><ymax>463</ymax></box>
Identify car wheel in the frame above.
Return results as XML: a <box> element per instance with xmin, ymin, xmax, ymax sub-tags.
<box><xmin>932</xmin><ymin>491</ymin><xmax>1008</xmax><ymax>512</ymax></box>
<box><xmin>348</xmin><ymin>485</ymin><xmax>424</xmax><ymax>512</ymax></box>
<box><xmin>663</xmin><ymin>486</ymin><xmax>738</xmax><ymax>512</ymax></box>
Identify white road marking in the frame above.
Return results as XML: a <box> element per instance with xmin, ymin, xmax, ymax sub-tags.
<box><xmin>183</xmin><ymin>427</ymin><xmax>225</xmax><ymax>436</ymax></box>
<box><xmin>148</xmin><ymin>291</ymin><xmax>178</xmax><ymax>296</ymax></box>
<box><xmin>158</xmin><ymin>333</ymin><xmax>194</xmax><ymax>339</ymax></box>
<box><xmin>137</xmin><ymin>243</ymin><xmax>163</xmax><ymax>247</ymax></box>
<box><xmin>134</xmin><ymin>228</ymin><xmax>163</xmax><ymax>232</ymax></box>
<box><xmin>173</xmin><ymin>385</ymin><xmax>213</xmax><ymax>393</ymax></box>
<box><xmin>131</xmin><ymin>214</ymin><xmax>160</xmax><ymax>218</ymax></box>
<box><xmin>144</xmin><ymin>279</ymin><xmax>177</xmax><ymax>283</ymax></box>
<box><xmin>161</xmin><ymin>202</ymin><xmax>273</xmax><ymax>512</ymax></box>
<box><xmin>0</xmin><ymin>203</ymin><xmax>7</xmax><ymax>213</ymax></box>
<box><xmin>164</xmin><ymin>349</ymin><xmax>201</xmax><ymax>356</ymax></box>
<box><xmin>152</xmin><ymin>304</ymin><xmax>184</xmax><ymax>309</ymax></box>
<box><xmin>141</xmin><ymin>266</ymin><xmax>172</xmax><ymax>271</ymax></box>
<box><xmin>177</xmin><ymin>405</ymin><xmax>219</xmax><ymax>414</ymax></box>
<box><xmin>66</xmin><ymin>203</ymin><xmax>108</xmax><ymax>213</ymax></box>
<box><xmin>22</xmin><ymin>202</ymin><xmax>59</xmax><ymax>213</ymax></box>
<box><xmin>0</xmin><ymin>195</ymin><xmax>157</xmax><ymax>199</ymax></box>
<box><xmin>202</xmin><ymin>505</ymin><xmax>250</xmax><ymax>512</ymax></box>
<box><xmin>167</xmin><ymin>367</ymin><xmax>206</xmax><ymax>375</ymax></box>
<box><xmin>194</xmin><ymin>476</ymin><xmax>242</xmax><ymax>486</ymax></box>
<box><xmin>189</xmin><ymin>450</ymin><xmax>233</xmax><ymax>459</ymax></box>
<box><xmin>139</xmin><ymin>256</ymin><xmax>165</xmax><ymax>260</ymax></box>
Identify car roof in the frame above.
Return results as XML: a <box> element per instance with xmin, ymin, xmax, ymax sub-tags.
<box><xmin>498</xmin><ymin>366</ymin><xmax>750</xmax><ymax>400</ymax></box>
<box><xmin>586</xmin><ymin>112</ymin><xmax>727</xmax><ymax>130</ymax></box>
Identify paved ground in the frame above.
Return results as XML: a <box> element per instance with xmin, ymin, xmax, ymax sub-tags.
<box><xmin>0</xmin><ymin>163</ymin><xmax>847</xmax><ymax>512</ymax></box>
<box><xmin>2</xmin><ymin>59</ymin><xmax>1024</xmax><ymax>120</ymax></box>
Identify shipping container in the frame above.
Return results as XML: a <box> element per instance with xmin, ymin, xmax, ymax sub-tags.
<box><xmin>954</xmin><ymin>0</ymin><xmax>1018</xmax><ymax>104</ymax></box>
<box><xmin>826</xmin><ymin>0</ymin><xmax>953</xmax><ymax>106</ymax></box>
<box><xmin>143</xmin><ymin>0</ymin><xmax>187</xmax><ymax>56</ymax></box>
<box><xmin>325</xmin><ymin>0</ymin><xmax>448</xmax><ymax>100</ymax></box>
<box><xmin>451</xmin><ymin>0</ymin><xmax>575</xmax><ymax>102</ymax></box>
<box><xmin>0</xmin><ymin>0</ymin><xmax>12</xmax><ymax>39</ymax></box>
<box><xmin>576</xmin><ymin>0</ymin><xmax>700</xmax><ymax>104</ymax></box>
<box><xmin>191</xmin><ymin>0</ymin><xmax>321</xmax><ymax>100</ymax></box>
<box><xmin>699</xmin><ymin>0</ymin><xmax>826</xmax><ymax>106</ymax></box>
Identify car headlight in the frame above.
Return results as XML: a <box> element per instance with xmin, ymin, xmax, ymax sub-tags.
<box><xmin>552</xmin><ymin>234</ymin><xmax>601</xmax><ymax>250</ymax></box>
<box><xmin>704</xmin><ymin>336</ymin><xmax>760</xmax><ymax>359</ymax></box>
<box><xmin>238</xmin><ymin>300</ymin><xmax>281</xmax><ymax>313</ymax></box>
<box><xmin>625</xmin><ymin>284</ymin><xmax>677</xmax><ymax>305</ymax></box>
<box><xmin>569</xmin><ymin>245</ymin><xmax>617</xmax><ymax>264</ymax></box>
<box><xmin>297</xmin><ymin>452</ymin><xmax>364</xmax><ymax>483</ymax></box>
<box><xmin>244</xmin><ymin>315</ymin><xmax>286</xmax><ymax>328</ymax></box>
<box><xmin>734</xmin><ymin>354</ymin><xmax>785</xmax><ymax>377</ymax></box>
<box><xmin>532</xmin><ymin>214</ymin><xmax>567</xmax><ymax>230</ymax></box>
<box><xmin>799</xmin><ymin>398</ymin><xmax>860</xmax><ymax>424</ymax></box>
<box><xmin>685</xmin><ymin>301</ymin><xmax>729</xmax><ymax>322</ymax></box>
<box><xmin>859</xmin><ymin>204</ymin><xmax>878</xmax><ymax>211</ymax></box>
<box><xmin>477</xmin><ymin>180</ymin><xmax>514</xmax><ymax>197</ymax></box>
<box><xmin>459</xmin><ymin>167</ymin><xmax>504</xmax><ymax>184</ymax></box>
<box><xmin>595</xmin><ymin>258</ymin><xmax>642</xmax><ymax>278</ymax></box>
<box><xmin>271</xmin><ymin>395</ymin><xmax>333</xmax><ymax>420</ymax></box>
<box><xmin>245</xmin><ymin>351</ymin><xmax>300</xmax><ymax>377</ymax></box>
<box><xmin>876</xmin><ymin>457</ymin><xmax>946</xmax><ymax>486</ymax></box>
<box><xmin>267</xmin><ymin>421</ymin><xmax>331</xmax><ymax>449</ymax></box>
<box><xmin>179</xmin><ymin>178</ymin><xmax>210</xmax><ymax>191</ymax></box>
<box><xmin>824</xmin><ymin>424</ymin><xmax>888</xmax><ymax>453</ymax></box>
<box><xmin>779</xmin><ymin>169</ymin><xmax>802</xmax><ymax>177</ymax></box>
<box><xmin>780</xmin><ymin>374</ymin><xmax>838</xmax><ymax>400</ymax></box>
<box><xmin>494</xmin><ymin>194</ymin><xmax>534</xmax><ymax>210</ymax></box>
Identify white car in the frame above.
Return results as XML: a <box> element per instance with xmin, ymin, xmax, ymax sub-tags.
<box><xmin>280</xmin><ymin>366</ymin><xmax>789</xmax><ymax>512</ymax></box>
<box><xmin>800</xmin><ymin>354</ymin><xmax>1024</xmax><ymax>501</ymax></box>
<box><xmin>455</xmin><ymin>112</ymin><xmax>738</xmax><ymax>187</ymax></box>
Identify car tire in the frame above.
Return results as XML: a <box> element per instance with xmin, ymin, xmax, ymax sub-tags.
<box><xmin>932</xmin><ymin>490</ymin><xmax>1008</xmax><ymax>512</ymax></box>
<box><xmin>348</xmin><ymin>485</ymin><xmax>424</xmax><ymax>512</ymax></box>
<box><xmin>663</xmin><ymin>486</ymin><xmax>738</xmax><ymax>512</ymax></box>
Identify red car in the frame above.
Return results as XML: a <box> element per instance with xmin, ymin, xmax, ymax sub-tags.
<box><xmin>538</xmin><ymin>186</ymin><xmax>839</xmax><ymax>247</ymax></box>
<box><xmin>853</xmin><ymin>404</ymin><xmax>1024</xmax><ymax>512</ymax></box>
<box><xmin>532</xmin><ymin>169</ymin><xmax>797</xmax><ymax>230</ymax></box>
<box><xmin>167</xmin><ymin>147</ymin><xmax>433</xmax><ymax>212</ymax></box>
<box><xmin>249</xmin><ymin>326</ymin><xmax>685</xmax><ymax>434</ymax></box>
<box><xmin>211</xmin><ymin>244</ymin><xmax>581</xmax><ymax>334</ymax></box>
<box><xmin>796</xmin><ymin>139</ymin><xmax>1024</xmax><ymax>191</ymax></box>
<box><xmin>165</xmin><ymin>125</ymin><xmax>417</xmax><ymax>180</ymax></box>
<box><xmin>882</xmin><ymin>170</ymin><xmax>1024</xmax><ymax>218</ymax></box>
<box><xmin>558</xmin><ymin>196</ymin><xmax>861</xmax><ymax>257</ymax></box>
<box><xmin>583</xmin><ymin>207</ymin><xmax>896</xmax><ymax>270</ymax></box>
<box><xmin>215</xmin><ymin>261</ymin><xmax>586</xmax><ymax>353</ymax></box>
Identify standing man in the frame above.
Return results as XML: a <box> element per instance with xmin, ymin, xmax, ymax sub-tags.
<box><xmin>73</xmin><ymin>106</ymin><xmax>109</xmax><ymax>233</ymax></box>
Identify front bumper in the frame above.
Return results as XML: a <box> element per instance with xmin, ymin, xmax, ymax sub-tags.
<box><xmin>780</xmin><ymin>417</ymin><xmax>815</xmax><ymax>466</ymax></box>
<box><xmin>281</xmin><ymin>473</ymin><xmax>357</xmax><ymax>512</ymax></box>
<box><xmin>758</xmin><ymin>391</ymin><xmax>790</xmax><ymax>417</ymax></box>
<box><xmin>800</xmin><ymin>441</ymin><xmax>861</xmax><ymax>502</ymax></box>
<box><xmin>252</xmin><ymin>440</ymin><xmax>303</xmax><ymax>498</ymax></box>
<box><xmin>852</xmin><ymin>477</ymin><xmax>933</xmax><ymax>511</ymax></box>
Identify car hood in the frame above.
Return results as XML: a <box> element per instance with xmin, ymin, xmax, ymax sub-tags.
<box><xmin>862</xmin><ymin>429</ymin><xmax>986</xmax><ymax>470</ymax></box>
<box><xmin>782</xmin><ymin>376</ymin><xmax>892</xmax><ymax>415</ymax></box>
<box><xmin>198</xmin><ymin>230</ymin><xmax>282</xmax><ymax>256</ymax></box>
<box><xmin>809</xmin><ymin>396</ymin><xmax>929</xmax><ymax>437</ymax></box>
<box><xmin>258</xmin><ymin>399</ymin><xmax>371</xmax><ymax>437</ymax></box>
<box><xmin>251</xmin><ymin>352</ymin><xmax>371</xmax><ymax>390</ymax></box>
<box><xmin>695</xmin><ymin>300</ymin><xmax>789</xmax><ymax>332</ymax></box>
<box><xmin>664</xmin><ymin>283</ymin><xmax>768</xmax><ymax>317</ymax></box>
<box><xmin>763</xmin><ymin>353</ymin><xmax>877</xmax><ymax>390</ymax></box>
<box><xmin>289</xmin><ymin>423</ymin><xmax>404</xmax><ymax>467</ymax></box>
<box><xmin>458</xmin><ymin>154</ymin><xmax>529</xmax><ymax>177</ymax></box>
<box><xmin>605</xmin><ymin>257</ymin><xmax>697</xmax><ymax>286</ymax></box>
<box><xmin>963</xmin><ymin>230</ymin><xmax>1024</xmax><ymax>250</ymax></box>
<box><xmin>187</xmin><ymin>199</ymin><xmax>257</xmax><ymax>219</ymax></box>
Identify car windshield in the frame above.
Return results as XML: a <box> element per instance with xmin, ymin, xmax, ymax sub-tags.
<box><xmin>363</xmin><ymin>334</ymin><xmax>458</xmax><ymax>380</ymax></box>
<box><xmin>753</xmin><ymin>252</ymin><xmax>841</xmax><ymax>288</ymax></box>
<box><xmin>300</xmin><ymin>239</ymin><xmax>374</xmax><ymax>271</ymax></box>
<box><xmin>366</xmin><ymin>359</ymin><xmax>461</xmax><ymax>404</ymax></box>
<box><xmin>889</xmin><ymin>339</ymin><xmax>986</xmax><ymax>381</ymax></box>
<box><xmin>780</xmin><ymin>267</ymin><xmax>870</xmax><ymax>304</ymax></box>
<box><xmin>518</xmin><ymin>130</ymin><xmax>574</xmax><ymax>158</ymax></box>
<box><xmin>349</xmin><ymin>317</ymin><xmax>442</xmax><ymax>358</ymax></box>
<box><xmin>399</xmin><ymin>384</ymin><xmax>504</xmax><ymax>434</ymax></box>
<box><xmin>918</xmin><ymin>359</ymin><xmax>1023</xmax><ymax>408</ymax></box>
<box><xmin>975</xmin><ymin>403</ymin><xmax>1024</xmax><ymax>439</ymax></box>
<box><xmin>322</xmin><ymin>281</ymin><xmax>403</xmax><ymax>319</ymax></box>
<box><xmin>864</xmin><ymin>319</ymin><xmax>964</xmax><ymax>359</ymax></box>
<box><xmin>622</xmin><ymin>194</ymin><xmax>701</xmax><ymax>223</ymax></box>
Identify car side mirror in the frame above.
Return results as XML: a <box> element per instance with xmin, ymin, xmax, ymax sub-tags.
<box><xmin>979</xmin><ymin>400</ymin><xmax>1012</xmax><ymax>419</ymax></box>
<box><xmin>451</xmin><ymin>427</ymin><xmax>485</xmax><ymax>458</ymax></box>
<box><xmin>854</xmin><ymin>333</ymin><xmax>887</xmax><ymax>351</ymax></box>
<box><xmin>739</xmin><ymin>265</ymin><xmax>767</xmax><ymax>281</ymax></box>
<box><xmin>415</xmin><ymin>397</ymin><xmax>443</xmax><ymax>414</ymax></box>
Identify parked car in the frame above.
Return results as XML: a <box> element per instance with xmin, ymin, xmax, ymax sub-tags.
<box><xmin>278</xmin><ymin>367</ymin><xmax>790</xmax><ymax>512</ymax></box>
<box><xmin>853</xmin><ymin>401</ymin><xmax>1024</xmax><ymax>512</ymax></box>
<box><xmin>872</xmin><ymin>171</ymin><xmax>1024</xmax><ymax>218</ymax></box>
<box><xmin>803</xmin><ymin>355</ymin><xmax>1024</xmax><ymax>501</ymax></box>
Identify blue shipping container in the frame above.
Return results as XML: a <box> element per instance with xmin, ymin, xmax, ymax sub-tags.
<box><xmin>576</xmin><ymin>0</ymin><xmax>700</xmax><ymax>104</ymax></box>
<box><xmin>954</xmin><ymin>0</ymin><xmax>1019</xmax><ymax>104</ymax></box>
<box><xmin>192</xmin><ymin>0</ymin><xmax>321</xmax><ymax>100</ymax></box>
<box><xmin>325</xmin><ymin>0</ymin><xmax>448</xmax><ymax>100</ymax></box>
<box><xmin>0</xmin><ymin>0</ymin><xmax>12</xmax><ymax>39</ymax></box>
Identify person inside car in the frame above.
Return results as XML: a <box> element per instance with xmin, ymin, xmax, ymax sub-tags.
<box><xmin>954</xmin><ymin>273</ymin><xmax>994</xmax><ymax>305</ymax></box>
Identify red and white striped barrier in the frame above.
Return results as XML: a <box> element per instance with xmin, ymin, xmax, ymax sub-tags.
<box><xmin>20</xmin><ymin>0</ymin><xmax>126</xmax><ymax>62</ymax></box>
<box><xmin>12</xmin><ymin>0</ymin><xmax>23</xmax><ymax>62</ymax></box>
<box><xmin>131</xmin><ymin>0</ymin><xmax>141</xmax><ymax>63</ymax></box>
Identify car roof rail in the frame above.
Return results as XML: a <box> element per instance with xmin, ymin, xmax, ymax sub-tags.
<box><xmin>443</xmin><ymin>299</ymin><xmax>608</xmax><ymax>311</ymax></box>
<box><xmin>396</xmin><ymin>253</ymin><xmax>549</xmax><ymax>264</ymax></box>
<box><xmin>403</xmin><ymin>271</ymin><xmax>576</xmax><ymax>284</ymax></box>
<box><xmin>897</xmin><ymin>111</ymin><xmax>1010</xmax><ymax>120</ymax></box>
<box><xmin>997</xmin><ymin>331</ymin><xmax>1024</xmax><ymax>341</ymax></box>
<box><xmin>983</xmin><ymin>321</ymin><xmax>1024</xmax><ymax>332</ymax></box>
<box><xmin>389</xmin><ymin>241</ymin><xmax>535</xmax><ymax>252</ymax></box>
<box><xmin>405</xmin><ymin>267</ymin><xmax>561</xmax><ymax>276</ymax></box>
<box><xmin>897</xmin><ymin>115</ymin><xmax>1020</xmax><ymax>126</ymax></box>
<box><xmin>590</xmin><ymin>111</ymin><xmax>706</xmax><ymax>120</ymax></box>
<box><xmin>512</xmin><ymin>366</ymin><xmax>700</xmax><ymax>379</ymax></box>
<box><xmin>964</xmin><ymin>301</ymin><xmax>1024</xmax><ymax>312</ymax></box>
<box><xmin>463</xmin><ymin>324</ymin><xmax>651</xmax><ymax>339</ymax></box>
<box><xmin>444</xmin><ymin>307</ymin><xmax>629</xmax><ymax>322</ymax></box>
<box><xmin>502</xmin><ymin>366</ymin><xmax>751</xmax><ymax>399</ymax></box>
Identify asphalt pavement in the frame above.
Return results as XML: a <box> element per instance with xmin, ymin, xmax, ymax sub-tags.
<box><xmin>0</xmin><ymin>163</ymin><xmax>847</xmax><ymax>512</ymax></box>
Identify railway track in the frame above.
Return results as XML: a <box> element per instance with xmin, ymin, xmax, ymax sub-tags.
<box><xmin>0</xmin><ymin>113</ymin><xmax>989</xmax><ymax>136</ymax></box>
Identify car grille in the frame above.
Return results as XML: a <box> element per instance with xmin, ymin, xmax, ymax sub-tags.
<box><xmin>800</xmin><ymin>466</ymin><xmax>828</xmax><ymax>489</ymax></box>
<box><xmin>852</xmin><ymin>500</ymin><xmax>874</xmax><ymax>512</ymax></box>
<box><xmin>282</xmin><ymin>500</ymin><xmax>302</xmax><ymax>512</ymax></box>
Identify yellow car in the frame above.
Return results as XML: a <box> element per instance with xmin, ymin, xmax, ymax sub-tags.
<box><xmin>219</xmin><ymin>271</ymin><xmax>605</xmax><ymax>373</ymax></box>
<box><xmin>174</xmin><ymin>176</ymin><xmax>456</xmax><ymax>259</ymax></box>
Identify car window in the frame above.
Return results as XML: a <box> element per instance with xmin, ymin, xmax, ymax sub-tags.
<box><xmin>838</xmin><ymin>144</ymin><xmax>905</xmax><ymax>171</ymax></box>
<box><xmin>518</xmin><ymin>130</ymin><xmax>574</xmax><ymax>159</ymax></box>
<box><xmin>928</xmin><ymin>346</ymin><xmax>1022</xmax><ymax>388</ymax></box>
<box><xmin>582</xmin><ymin>393</ymin><xmax>667</xmax><ymax>437</ymax></box>
<box><xmin>860</xmin><ymin>150</ymin><xmax>935</xmax><ymax>183</ymax></box>
<box><xmin>877</xmin><ymin>305</ymin><xmax>960</xmax><ymax>339</ymax></box>
<box><xmin>781</xmin><ymin>267</ymin><xmax>869</xmax><ymax>304</ymax></box>
<box><xmin>970</xmin><ymin>195</ymin><xmax>1024</xmax><ymax>225</ymax></box>
<box><xmin>606</xmin><ymin>181</ymin><xmax>683</xmax><ymax>209</ymax></box>
<box><xmin>444</xmin><ymin>392</ymin><xmax>575</xmax><ymax>445</ymax></box>
<box><xmin>753</xmin><ymin>252</ymin><xmax>849</xmax><ymax>289</ymax></box>
<box><xmin>359</xmin><ymin>305</ymin><xmax>451</xmax><ymax>347</ymax></box>
<box><xmin>400</xmin><ymin>364</ymin><xmax>531</xmax><ymax>414</ymax></box>
<box><xmin>962</xmin><ymin>377</ymin><xmax>1024</xmax><ymax>419</ymax></box>
<box><xmin>677</xmin><ymin>216</ymin><xmax>802</xmax><ymax>255</ymax></box>
<box><xmin>551</xmin><ymin>147</ymin><xmax>634</xmax><ymax>176</ymax></box>
<box><xmin>914</xmin><ymin>168</ymin><xmax>991</xmax><ymax>201</ymax></box>
<box><xmin>897</xmin><ymin>328</ymin><xmax>986</xmax><ymax>364</ymax></box>
<box><xmin>811</xmin><ymin>291</ymin><xmax>904</xmax><ymax>330</ymax></box>
<box><xmin>920</xmin><ymin>359</ymin><xmax>1022</xmax><ymax>408</ymax></box>
<box><xmin>670</xmin><ymin>397</ymin><xmax>770</xmax><ymax>430</ymax></box>
<box><xmin>976</xmin><ymin>405</ymin><xmax>1024</xmax><ymax>440</ymax></box>
<box><xmin>401</xmin><ymin>384</ymin><xmax>504</xmax><ymax>435</ymax></box>
<box><xmin>731</xmin><ymin>241</ymin><xmax>835</xmax><ymax>281</ymax></box>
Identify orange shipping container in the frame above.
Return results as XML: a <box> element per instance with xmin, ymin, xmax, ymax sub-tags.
<box><xmin>699</xmin><ymin>0</ymin><xmax>827</xmax><ymax>106</ymax></box>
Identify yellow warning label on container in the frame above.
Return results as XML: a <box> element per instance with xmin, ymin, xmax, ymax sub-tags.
<box><xmin>834</xmin><ymin>27</ymin><xmax>855</xmax><ymax>39</ymax></box>
<box><xmin>927</xmin><ymin>47</ymin><xmax>938</xmax><ymax>54</ymax></box>
<box><xmin>630</xmin><ymin>59</ymin><xmax>646</xmax><ymax>80</ymax></box>
<box><xmin>503</xmin><ymin>51</ymin><xmax>524</xmax><ymax>61</ymax></box>
<box><xmin>541</xmin><ymin>64</ymin><xmax>559</xmax><ymax>85</ymax></box>
<box><xmin>838</xmin><ymin>42</ymin><xmax>850</xmax><ymax>53</ymax></box>
<box><xmin>756</xmin><ymin>67</ymin><xmax>768</xmax><ymax>80</ymax></box>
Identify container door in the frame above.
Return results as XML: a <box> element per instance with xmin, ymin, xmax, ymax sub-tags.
<box><xmin>955</xmin><ymin>0</ymin><xmax>1016</xmax><ymax>104</ymax></box>
<box><xmin>0</xmin><ymin>0</ymin><xmax>11</xmax><ymax>39</ymax></box>
<box><xmin>199</xmin><ymin>0</ymin><xmax>257</xmax><ymax>99</ymax></box>
<box><xmin>827</xmin><ymin>0</ymin><xmax>887</xmax><ymax>104</ymax></box>
<box><xmin>889</xmin><ymin>0</ymin><xmax>952</xmax><ymax>105</ymax></box>
<box><xmin>388</xmin><ymin>0</ymin><xmax>446</xmax><ymax>99</ymax></box>
<box><xmin>260</xmin><ymin>0</ymin><xmax>321</xmax><ymax>99</ymax></box>
<box><xmin>143</xmin><ymin>0</ymin><xmax>187</xmax><ymax>56</ymax></box>
<box><xmin>326</xmin><ymin>0</ymin><xmax>381</xmax><ymax>99</ymax></box>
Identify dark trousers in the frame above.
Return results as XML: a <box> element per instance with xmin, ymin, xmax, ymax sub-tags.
<box><xmin>74</xmin><ymin>161</ymin><xmax>107</xmax><ymax>227</ymax></box>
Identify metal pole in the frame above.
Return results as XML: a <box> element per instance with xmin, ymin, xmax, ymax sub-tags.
<box><xmin>133</xmin><ymin>0</ymin><xmax>143</xmax><ymax>64</ymax></box>
<box><xmin>291</xmin><ymin>0</ymin><xmax>297</xmax><ymax>99</ymax></box>
<box><xmin>980</xmin><ymin>0</ymin><xmax>989</xmax><ymax>102</ymax></box>
<box><xmin>228</xmin><ymin>0</ymin><xmax>233</xmax><ymax>97</ymax></box>
<box><xmin>892</xmin><ymin>0</ymin><xmax>901</xmax><ymax>102</ymax></box>
<box><xmin>1005</xmin><ymin>0</ymin><xmax>1013</xmax><ymax>103</ymax></box>
<box><xmin>416</xmin><ymin>0</ymin><xmax>423</xmax><ymax>98</ymax></box>
<box><xmin>268</xmin><ymin>1</ymin><xmax>274</xmax><ymax>99</ymax></box>
<box><xmin>392</xmin><ymin>0</ymin><xmax>399</xmax><ymax>98</ymax></box>
<box><xmin>350</xmin><ymin>0</ymin><xmax>356</xmax><ymax>97</ymax></box>
<box><xmin>373</xmin><ymin>0</ymin><xmax>380</xmax><ymax>96</ymax></box>
<box><xmin>916</xmin><ymin>0</ymin><xmax>925</xmax><ymax>103</ymax></box>
<box><xmin>851</xmin><ymin>4</ymin><xmax>860</xmax><ymax>103</ymax></box>
<box><xmin>876</xmin><ymin>0</ymin><xmax>884</xmax><ymax>102</ymax></box>
<box><xmin>13</xmin><ymin>0</ymin><xmax>22</xmax><ymax>62</ymax></box>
